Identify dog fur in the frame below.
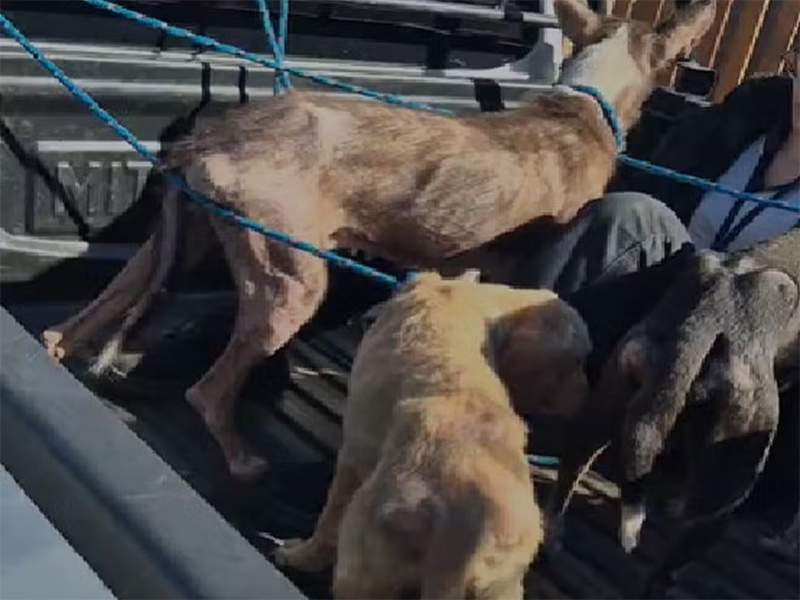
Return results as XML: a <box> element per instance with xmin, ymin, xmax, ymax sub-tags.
<box><xmin>546</xmin><ymin>226</ymin><xmax>800</xmax><ymax>596</ymax></box>
<box><xmin>40</xmin><ymin>0</ymin><xmax>716</xmax><ymax>478</ymax></box>
<box><xmin>273</xmin><ymin>271</ymin><xmax>591</xmax><ymax>599</ymax></box>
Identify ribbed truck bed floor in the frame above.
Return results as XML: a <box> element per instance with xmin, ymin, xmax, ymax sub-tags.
<box><xmin>6</xmin><ymin>298</ymin><xmax>799</xmax><ymax>600</ymax></box>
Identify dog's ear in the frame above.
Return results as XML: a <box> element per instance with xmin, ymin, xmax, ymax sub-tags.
<box><xmin>554</xmin><ymin>0</ymin><xmax>602</xmax><ymax>46</ymax></box>
<box><xmin>361</xmin><ymin>301</ymin><xmax>387</xmax><ymax>329</ymax></box>
<box><xmin>683</xmin><ymin>356</ymin><xmax>780</xmax><ymax>523</ymax></box>
<box><xmin>651</xmin><ymin>0</ymin><xmax>717</xmax><ymax>70</ymax></box>
<box><xmin>497</xmin><ymin>300</ymin><xmax>592</xmax><ymax>418</ymax></box>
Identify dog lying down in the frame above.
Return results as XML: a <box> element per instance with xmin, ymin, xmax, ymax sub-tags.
<box><xmin>274</xmin><ymin>271</ymin><xmax>591</xmax><ymax>599</ymax></box>
<box><xmin>40</xmin><ymin>0</ymin><xmax>716</xmax><ymax>480</ymax></box>
<box><xmin>547</xmin><ymin>227</ymin><xmax>800</xmax><ymax>597</ymax></box>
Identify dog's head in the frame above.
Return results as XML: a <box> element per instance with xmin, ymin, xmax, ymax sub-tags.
<box><xmin>496</xmin><ymin>298</ymin><xmax>592</xmax><ymax>420</ymax></box>
<box><xmin>555</xmin><ymin>0</ymin><xmax>716</xmax><ymax>127</ymax></box>
<box><xmin>603</xmin><ymin>252</ymin><xmax>798</xmax><ymax>553</ymax></box>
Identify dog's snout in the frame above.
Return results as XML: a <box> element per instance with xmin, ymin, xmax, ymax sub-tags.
<box><xmin>741</xmin><ymin>268</ymin><xmax>799</xmax><ymax>321</ymax></box>
<box><xmin>762</xmin><ymin>269</ymin><xmax>798</xmax><ymax>306</ymax></box>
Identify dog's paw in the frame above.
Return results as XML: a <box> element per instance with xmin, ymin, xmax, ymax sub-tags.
<box><xmin>272</xmin><ymin>539</ymin><xmax>333</xmax><ymax>572</ymax></box>
<box><xmin>272</xmin><ymin>538</ymin><xmax>307</xmax><ymax>567</ymax></box>
<box><xmin>543</xmin><ymin>518</ymin><xmax>565</xmax><ymax>557</ymax></box>
<box><xmin>42</xmin><ymin>329</ymin><xmax>67</xmax><ymax>361</ymax></box>
<box><xmin>620</xmin><ymin>502</ymin><xmax>646</xmax><ymax>553</ymax></box>
<box><xmin>229</xmin><ymin>453</ymin><xmax>270</xmax><ymax>481</ymax></box>
<box><xmin>758</xmin><ymin>530</ymin><xmax>799</xmax><ymax>561</ymax></box>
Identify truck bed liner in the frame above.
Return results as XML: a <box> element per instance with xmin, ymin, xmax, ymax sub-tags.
<box><xmin>4</xmin><ymin>296</ymin><xmax>798</xmax><ymax>600</ymax></box>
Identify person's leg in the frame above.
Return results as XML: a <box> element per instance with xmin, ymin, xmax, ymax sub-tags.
<box><xmin>514</xmin><ymin>192</ymin><xmax>692</xmax><ymax>297</ymax></box>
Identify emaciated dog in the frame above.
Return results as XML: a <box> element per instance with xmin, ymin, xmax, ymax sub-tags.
<box><xmin>546</xmin><ymin>227</ymin><xmax>800</xmax><ymax>597</ymax></box>
<box><xmin>41</xmin><ymin>0</ymin><xmax>716</xmax><ymax>478</ymax></box>
<box><xmin>274</xmin><ymin>271</ymin><xmax>590</xmax><ymax>599</ymax></box>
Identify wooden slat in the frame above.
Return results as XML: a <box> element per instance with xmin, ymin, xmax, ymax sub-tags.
<box><xmin>692</xmin><ymin>0</ymin><xmax>734</xmax><ymax>68</ymax></box>
<box><xmin>746</xmin><ymin>0</ymin><xmax>800</xmax><ymax>76</ymax></box>
<box><xmin>612</xmin><ymin>0</ymin><xmax>635</xmax><ymax>18</ymax></box>
<box><xmin>711</xmin><ymin>0</ymin><xmax>771</xmax><ymax>102</ymax></box>
<box><xmin>652</xmin><ymin>0</ymin><xmax>679</xmax><ymax>87</ymax></box>
<box><xmin>631</xmin><ymin>0</ymin><xmax>668</xmax><ymax>26</ymax></box>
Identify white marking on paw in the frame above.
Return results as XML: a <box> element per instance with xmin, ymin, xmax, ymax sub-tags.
<box><xmin>620</xmin><ymin>502</ymin><xmax>646</xmax><ymax>553</ymax></box>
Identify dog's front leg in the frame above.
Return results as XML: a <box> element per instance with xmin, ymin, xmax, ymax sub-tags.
<box><xmin>759</xmin><ymin>508</ymin><xmax>800</xmax><ymax>560</ymax></box>
<box><xmin>631</xmin><ymin>517</ymin><xmax>730</xmax><ymax>599</ymax></box>
<box><xmin>274</xmin><ymin>460</ymin><xmax>362</xmax><ymax>572</ymax></box>
<box><xmin>544</xmin><ymin>393</ymin><xmax>622</xmax><ymax>554</ymax></box>
<box><xmin>186</xmin><ymin>221</ymin><xmax>328</xmax><ymax>480</ymax></box>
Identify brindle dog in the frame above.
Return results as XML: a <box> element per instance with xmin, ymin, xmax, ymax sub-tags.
<box><xmin>547</xmin><ymin>227</ymin><xmax>800</xmax><ymax>597</ymax></box>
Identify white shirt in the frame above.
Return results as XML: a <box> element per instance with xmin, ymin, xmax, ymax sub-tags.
<box><xmin>688</xmin><ymin>135</ymin><xmax>800</xmax><ymax>252</ymax></box>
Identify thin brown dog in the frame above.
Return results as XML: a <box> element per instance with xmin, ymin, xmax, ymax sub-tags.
<box><xmin>41</xmin><ymin>0</ymin><xmax>716</xmax><ymax>478</ymax></box>
<box><xmin>274</xmin><ymin>271</ymin><xmax>590</xmax><ymax>599</ymax></box>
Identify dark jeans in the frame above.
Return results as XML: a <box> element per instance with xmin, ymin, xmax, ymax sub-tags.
<box><xmin>525</xmin><ymin>191</ymin><xmax>797</xmax><ymax>517</ymax></box>
<box><xmin>518</xmin><ymin>191</ymin><xmax>691</xmax><ymax>297</ymax></box>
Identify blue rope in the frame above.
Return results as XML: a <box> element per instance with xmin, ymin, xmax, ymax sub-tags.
<box><xmin>617</xmin><ymin>154</ymin><xmax>800</xmax><ymax>214</ymax></box>
<box><xmin>569</xmin><ymin>87</ymin><xmax>800</xmax><ymax>214</ymax></box>
<box><xmin>78</xmin><ymin>0</ymin><xmax>452</xmax><ymax>116</ymax></box>
<box><xmin>278</xmin><ymin>0</ymin><xmax>291</xmax><ymax>90</ymax></box>
<box><xmin>77</xmin><ymin>0</ymin><xmax>799</xmax><ymax>215</ymax></box>
<box><xmin>570</xmin><ymin>84</ymin><xmax>625</xmax><ymax>152</ymax></box>
<box><xmin>0</xmin><ymin>12</ymin><xmax>401</xmax><ymax>289</ymax></box>
<box><xmin>255</xmin><ymin>0</ymin><xmax>290</xmax><ymax>93</ymax></box>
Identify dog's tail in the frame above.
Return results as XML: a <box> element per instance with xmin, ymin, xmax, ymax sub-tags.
<box><xmin>90</xmin><ymin>182</ymin><xmax>182</xmax><ymax>376</ymax></box>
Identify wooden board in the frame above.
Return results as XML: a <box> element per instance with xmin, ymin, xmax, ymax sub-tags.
<box><xmin>630</xmin><ymin>0</ymin><xmax>668</xmax><ymax>26</ymax></box>
<box><xmin>711</xmin><ymin>0</ymin><xmax>771</xmax><ymax>101</ymax></box>
<box><xmin>746</xmin><ymin>0</ymin><xmax>800</xmax><ymax>76</ymax></box>
<box><xmin>693</xmin><ymin>0</ymin><xmax>735</xmax><ymax>68</ymax></box>
<box><xmin>612</xmin><ymin>0</ymin><xmax>636</xmax><ymax>19</ymax></box>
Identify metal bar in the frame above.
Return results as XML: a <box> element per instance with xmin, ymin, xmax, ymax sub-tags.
<box><xmin>288</xmin><ymin>0</ymin><xmax>560</xmax><ymax>25</ymax></box>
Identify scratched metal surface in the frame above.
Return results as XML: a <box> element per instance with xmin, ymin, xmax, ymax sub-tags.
<box><xmin>5</xmin><ymin>296</ymin><xmax>798</xmax><ymax>600</ymax></box>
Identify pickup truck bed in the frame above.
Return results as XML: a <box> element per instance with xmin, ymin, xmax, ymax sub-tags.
<box><xmin>4</xmin><ymin>292</ymin><xmax>798</xmax><ymax>600</ymax></box>
<box><xmin>1</xmin><ymin>1</ymin><xmax>796</xmax><ymax>597</ymax></box>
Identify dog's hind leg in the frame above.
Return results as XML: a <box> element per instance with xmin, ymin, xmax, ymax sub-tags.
<box><xmin>274</xmin><ymin>459</ymin><xmax>362</xmax><ymax>572</ymax></box>
<box><xmin>185</xmin><ymin>219</ymin><xmax>328</xmax><ymax>480</ymax></box>
<box><xmin>42</xmin><ymin>234</ymin><xmax>161</xmax><ymax>362</ymax></box>
<box><xmin>90</xmin><ymin>186</ymin><xmax>182</xmax><ymax>375</ymax></box>
<box><xmin>41</xmin><ymin>183</ymin><xmax>200</xmax><ymax>364</ymax></box>
<box><xmin>333</xmin><ymin>495</ymin><xmax>410</xmax><ymax>600</ymax></box>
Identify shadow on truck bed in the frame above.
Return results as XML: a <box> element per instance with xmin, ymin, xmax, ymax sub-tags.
<box><xmin>4</xmin><ymin>283</ymin><xmax>799</xmax><ymax>599</ymax></box>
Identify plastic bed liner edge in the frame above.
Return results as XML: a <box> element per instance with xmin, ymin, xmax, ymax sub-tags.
<box><xmin>0</xmin><ymin>306</ymin><xmax>306</xmax><ymax>600</ymax></box>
